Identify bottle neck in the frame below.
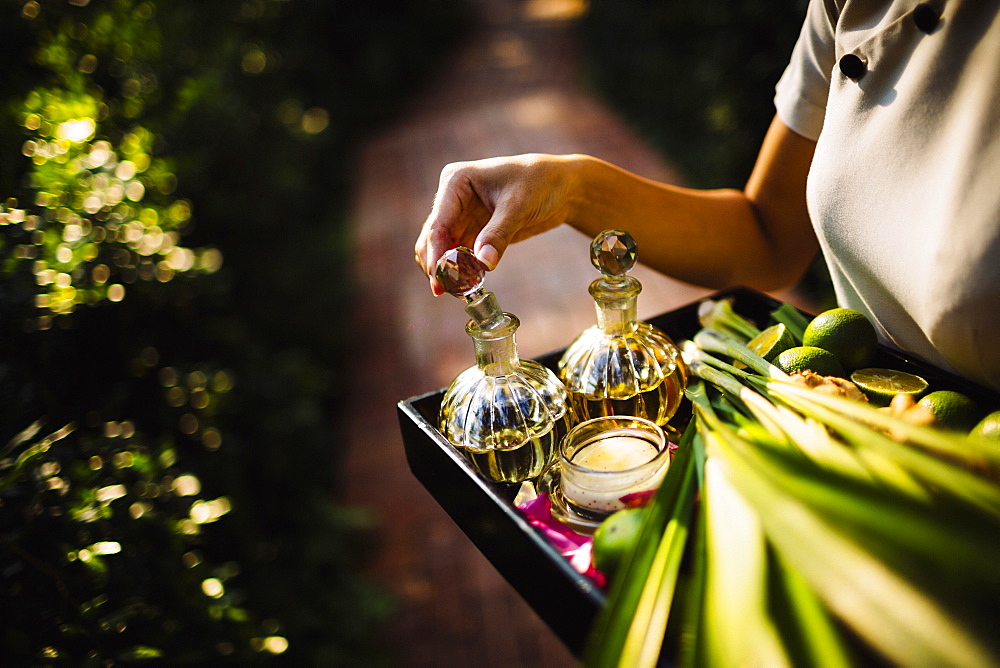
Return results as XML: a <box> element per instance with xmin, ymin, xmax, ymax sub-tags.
<box><xmin>468</xmin><ymin>313</ymin><xmax>520</xmax><ymax>376</ymax></box>
<box><xmin>590</xmin><ymin>276</ymin><xmax>641</xmax><ymax>335</ymax></box>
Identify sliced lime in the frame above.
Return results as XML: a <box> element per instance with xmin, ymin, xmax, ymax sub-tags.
<box><xmin>850</xmin><ymin>368</ymin><xmax>929</xmax><ymax>407</ymax></box>
<box><xmin>734</xmin><ymin>323</ymin><xmax>795</xmax><ymax>370</ymax></box>
<box><xmin>748</xmin><ymin>323</ymin><xmax>794</xmax><ymax>361</ymax></box>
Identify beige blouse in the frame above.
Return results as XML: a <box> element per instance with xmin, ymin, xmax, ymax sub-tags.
<box><xmin>775</xmin><ymin>0</ymin><xmax>1000</xmax><ymax>390</ymax></box>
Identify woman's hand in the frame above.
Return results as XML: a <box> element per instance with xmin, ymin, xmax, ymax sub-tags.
<box><xmin>414</xmin><ymin>154</ymin><xmax>581</xmax><ymax>295</ymax></box>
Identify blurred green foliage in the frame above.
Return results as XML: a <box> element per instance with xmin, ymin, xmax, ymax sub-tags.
<box><xmin>0</xmin><ymin>0</ymin><xmax>469</xmax><ymax>663</ymax></box>
<box><xmin>578</xmin><ymin>0</ymin><xmax>807</xmax><ymax>188</ymax></box>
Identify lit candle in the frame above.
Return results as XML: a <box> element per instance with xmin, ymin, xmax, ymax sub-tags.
<box><xmin>559</xmin><ymin>416</ymin><xmax>670</xmax><ymax>518</ymax></box>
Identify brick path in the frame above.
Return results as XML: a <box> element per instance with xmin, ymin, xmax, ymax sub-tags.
<box><xmin>343</xmin><ymin>1</ymin><xmax>809</xmax><ymax>664</ymax></box>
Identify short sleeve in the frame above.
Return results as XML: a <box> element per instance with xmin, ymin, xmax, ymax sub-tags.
<box><xmin>774</xmin><ymin>0</ymin><xmax>840</xmax><ymax>140</ymax></box>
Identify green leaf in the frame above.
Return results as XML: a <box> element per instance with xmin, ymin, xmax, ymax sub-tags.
<box><xmin>768</xmin><ymin>551</ymin><xmax>852</xmax><ymax>668</ymax></box>
<box><xmin>701</xmin><ymin>452</ymin><xmax>788</xmax><ymax>667</ymax></box>
<box><xmin>769</xmin><ymin>303</ymin><xmax>810</xmax><ymax>344</ymax></box>
<box><xmin>703</xmin><ymin>405</ymin><xmax>1000</xmax><ymax>667</ymax></box>
<box><xmin>584</xmin><ymin>421</ymin><xmax>699</xmax><ymax>667</ymax></box>
<box><xmin>770</xmin><ymin>383</ymin><xmax>1000</xmax><ymax>515</ymax></box>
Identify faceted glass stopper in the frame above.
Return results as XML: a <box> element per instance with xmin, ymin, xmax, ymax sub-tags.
<box><xmin>436</xmin><ymin>247</ymin><xmax>486</xmax><ymax>297</ymax></box>
<box><xmin>591</xmin><ymin>229</ymin><xmax>637</xmax><ymax>277</ymax></box>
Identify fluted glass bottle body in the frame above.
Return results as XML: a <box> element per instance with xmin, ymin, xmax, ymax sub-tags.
<box><xmin>440</xmin><ymin>314</ymin><xmax>571</xmax><ymax>484</ymax></box>
<box><xmin>558</xmin><ymin>277</ymin><xmax>685</xmax><ymax>426</ymax></box>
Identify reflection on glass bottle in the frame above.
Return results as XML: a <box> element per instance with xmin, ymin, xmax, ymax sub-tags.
<box><xmin>558</xmin><ymin>230</ymin><xmax>686</xmax><ymax>426</ymax></box>
<box><xmin>435</xmin><ymin>248</ymin><xmax>571</xmax><ymax>484</ymax></box>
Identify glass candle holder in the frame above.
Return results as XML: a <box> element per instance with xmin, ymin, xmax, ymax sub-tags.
<box><xmin>558</xmin><ymin>415</ymin><xmax>669</xmax><ymax>520</ymax></box>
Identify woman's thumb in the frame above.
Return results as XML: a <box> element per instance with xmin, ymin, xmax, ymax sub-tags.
<box><xmin>474</xmin><ymin>242</ymin><xmax>500</xmax><ymax>270</ymax></box>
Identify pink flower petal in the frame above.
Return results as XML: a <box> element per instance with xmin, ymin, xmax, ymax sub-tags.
<box><xmin>518</xmin><ymin>494</ymin><xmax>606</xmax><ymax>587</ymax></box>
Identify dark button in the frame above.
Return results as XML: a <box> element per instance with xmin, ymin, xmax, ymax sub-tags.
<box><xmin>839</xmin><ymin>53</ymin><xmax>867</xmax><ymax>80</ymax></box>
<box><xmin>913</xmin><ymin>3</ymin><xmax>940</xmax><ymax>33</ymax></box>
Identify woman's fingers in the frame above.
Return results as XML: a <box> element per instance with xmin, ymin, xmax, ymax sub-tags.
<box><xmin>414</xmin><ymin>154</ymin><xmax>573</xmax><ymax>295</ymax></box>
<box><xmin>415</xmin><ymin>162</ymin><xmax>486</xmax><ymax>276</ymax></box>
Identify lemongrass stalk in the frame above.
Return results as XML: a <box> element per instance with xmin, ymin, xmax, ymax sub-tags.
<box><xmin>851</xmin><ymin>446</ymin><xmax>935</xmax><ymax>501</ymax></box>
<box><xmin>738</xmin><ymin>387</ymin><xmax>882</xmax><ymax>484</ymax></box>
<box><xmin>701</xmin><ymin>451</ymin><xmax>790</xmax><ymax>667</ymax></box>
<box><xmin>694</xmin><ymin>400</ymin><xmax>999</xmax><ymax>667</ymax></box>
<box><xmin>769</xmin><ymin>302</ymin><xmax>810</xmax><ymax>343</ymax></box>
<box><xmin>716</xmin><ymin>404</ymin><xmax>1000</xmax><ymax>578</ymax></box>
<box><xmin>680</xmin><ymin>339</ymin><xmax>752</xmax><ymax>379</ymax></box>
<box><xmin>736</xmin><ymin>380</ymin><xmax>932</xmax><ymax>501</ymax></box>
<box><xmin>766</xmin><ymin>381</ymin><xmax>1000</xmax><ymax>515</ymax></box>
<box><xmin>685</xmin><ymin>383</ymin><xmax>710</xmax><ymax>486</ymax></box>
<box><xmin>584</xmin><ymin>421</ymin><xmax>700</xmax><ymax>668</ymax></box>
<box><xmin>693</xmin><ymin>329</ymin><xmax>789</xmax><ymax>380</ymax></box>
<box><xmin>768</xmin><ymin>380</ymin><xmax>1000</xmax><ymax>466</ymax></box>
<box><xmin>684</xmin><ymin>353</ymin><xmax>750</xmax><ymax>401</ymax></box>
<box><xmin>676</xmin><ymin>498</ymin><xmax>707</xmax><ymax>668</ymax></box>
<box><xmin>622</xmin><ymin>463</ymin><xmax>697</xmax><ymax>668</ymax></box>
<box><xmin>697</xmin><ymin>298</ymin><xmax>761</xmax><ymax>342</ymax></box>
<box><xmin>771</xmin><ymin>552</ymin><xmax>853</xmax><ymax>668</ymax></box>
<box><xmin>690</xmin><ymin>350</ymin><xmax>931</xmax><ymax>499</ymax></box>
<box><xmin>733</xmin><ymin>387</ymin><xmax>794</xmax><ymax>447</ymax></box>
<box><xmin>692</xmin><ymin>393</ymin><xmax>852</xmax><ymax>667</ymax></box>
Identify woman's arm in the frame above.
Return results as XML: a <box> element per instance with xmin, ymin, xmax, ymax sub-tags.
<box><xmin>415</xmin><ymin>115</ymin><xmax>818</xmax><ymax>294</ymax></box>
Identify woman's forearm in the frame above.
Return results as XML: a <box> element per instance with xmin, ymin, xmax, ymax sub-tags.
<box><xmin>563</xmin><ymin>117</ymin><xmax>818</xmax><ymax>291</ymax></box>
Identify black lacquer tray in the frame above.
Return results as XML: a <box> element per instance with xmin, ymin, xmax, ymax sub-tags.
<box><xmin>396</xmin><ymin>286</ymin><xmax>998</xmax><ymax>656</ymax></box>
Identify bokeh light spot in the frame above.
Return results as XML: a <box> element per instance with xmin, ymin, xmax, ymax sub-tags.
<box><xmin>202</xmin><ymin>428</ymin><xmax>222</xmax><ymax>450</ymax></box>
<box><xmin>172</xmin><ymin>474</ymin><xmax>201</xmax><ymax>497</ymax></box>
<box><xmin>199</xmin><ymin>248</ymin><xmax>223</xmax><ymax>272</ymax></box>
<box><xmin>242</xmin><ymin>48</ymin><xmax>267</xmax><ymax>74</ymax></box>
<box><xmin>179</xmin><ymin>413</ymin><xmax>198</xmax><ymax>434</ymax></box>
<box><xmin>90</xmin><ymin>541</ymin><xmax>121</xmax><ymax>555</ymax></box>
<box><xmin>211</xmin><ymin>371</ymin><xmax>234</xmax><ymax>393</ymax></box>
<box><xmin>92</xmin><ymin>264</ymin><xmax>110</xmax><ymax>284</ymax></box>
<box><xmin>263</xmin><ymin>637</ymin><xmax>289</xmax><ymax>655</ymax></box>
<box><xmin>159</xmin><ymin>366</ymin><xmax>178</xmax><ymax>387</ymax></box>
<box><xmin>112</xmin><ymin>451</ymin><xmax>134</xmax><ymax>468</ymax></box>
<box><xmin>96</xmin><ymin>484</ymin><xmax>126</xmax><ymax>503</ymax></box>
<box><xmin>202</xmin><ymin>578</ymin><xmax>224</xmax><ymax>598</ymax></box>
<box><xmin>57</xmin><ymin>118</ymin><xmax>96</xmax><ymax>143</ymax></box>
<box><xmin>78</xmin><ymin>54</ymin><xmax>98</xmax><ymax>74</ymax></box>
<box><xmin>301</xmin><ymin>107</ymin><xmax>328</xmax><ymax>134</ymax></box>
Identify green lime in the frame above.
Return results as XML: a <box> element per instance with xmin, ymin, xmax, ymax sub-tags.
<box><xmin>775</xmin><ymin>345</ymin><xmax>847</xmax><ymax>378</ymax></box>
<box><xmin>592</xmin><ymin>507</ymin><xmax>645</xmax><ymax>576</ymax></box>
<box><xmin>803</xmin><ymin>308</ymin><xmax>878</xmax><ymax>371</ymax></box>
<box><xmin>916</xmin><ymin>390</ymin><xmax>983</xmax><ymax>432</ymax></box>
<box><xmin>970</xmin><ymin>410</ymin><xmax>1000</xmax><ymax>441</ymax></box>
<box><xmin>850</xmin><ymin>368</ymin><xmax>929</xmax><ymax>407</ymax></box>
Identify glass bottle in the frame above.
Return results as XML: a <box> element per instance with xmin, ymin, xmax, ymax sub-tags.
<box><xmin>435</xmin><ymin>247</ymin><xmax>571</xmax><ymax>484</ymax></box>
<box><xmin>558</xmin><ymin>229</ymin><xmax>687</xmax><ymax>426</ymax></box>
